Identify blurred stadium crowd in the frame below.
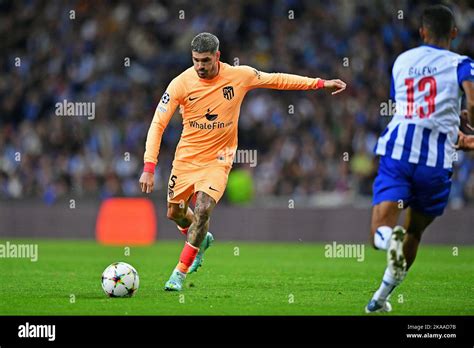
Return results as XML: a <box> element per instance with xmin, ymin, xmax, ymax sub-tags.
<box><xmin>1</xmin><ymin>0</ymin><xmax>473</xmax><ymax>206</ymax></box>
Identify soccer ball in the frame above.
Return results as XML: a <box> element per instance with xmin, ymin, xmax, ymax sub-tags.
<box><xmin>101</xmin><ymin>262</ymin><xmax>139</xmax><ymax>297</ymax></box>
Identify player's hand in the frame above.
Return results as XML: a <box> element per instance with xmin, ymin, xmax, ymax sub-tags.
<box><xmin>454</xmin><ymin>131</ymin><xmax>474</xmax><ymax>151</ymax></box>
<box><xmin>139</xmin><ymin>172</ymin><xmax>155</xmax><ymax>193</ymax></box>
<box><xmin>323</xmin><ymin>79</ymin><xmax>347</xmax><ymax>95</ymax></box>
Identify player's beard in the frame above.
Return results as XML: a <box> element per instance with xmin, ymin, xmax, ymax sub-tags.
<box><xmin>197</xmin><ymin>63</ymin><xmax>217</xmax><ymax>79</ymax></box>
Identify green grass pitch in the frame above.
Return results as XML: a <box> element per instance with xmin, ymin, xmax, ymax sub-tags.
<box><xmin>1</xmin><ymin>239</ymin><xmax>473</xmax><ymax>315</ymax></box>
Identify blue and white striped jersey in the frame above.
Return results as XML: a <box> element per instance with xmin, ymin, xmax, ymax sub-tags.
<box><xmin>375</xmin><ymin>44</ymin><xmax>474</xmax><ymax>169</ymax></box>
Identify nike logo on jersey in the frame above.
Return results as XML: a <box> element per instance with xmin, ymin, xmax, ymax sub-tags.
<box><xmin>189</xmin><ymin>96</ymin><xmax>199</xmax><ymax>101</ymax></box>
<box><xmin>209</xmin><ymin>186</ymin><xmax>219</xmax><ymax>192</ymax></box>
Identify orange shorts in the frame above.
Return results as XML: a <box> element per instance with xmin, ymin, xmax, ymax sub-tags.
<box><xmin>167</xmin><ymin>161</ymin><xmax>231</xmax><ymax>205</ymax></box>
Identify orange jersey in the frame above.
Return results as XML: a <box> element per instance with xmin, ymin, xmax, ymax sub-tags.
<box><xmin>144</xmin><ymin>62</ymin><xmax>324</xmax><ymax>168</ymax></box>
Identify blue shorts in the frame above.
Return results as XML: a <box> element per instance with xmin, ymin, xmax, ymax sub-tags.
<box><xmin>372</xmin><ymin>156</ymin><xmax>452</xmax><ymax>216</ymax></box>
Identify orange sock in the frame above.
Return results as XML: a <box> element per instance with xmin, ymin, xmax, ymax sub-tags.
<box><xmin>177</xmin><ymin>225</ymin><xmax>189</xmax><ymax>236</ymax></box>
<box><xmin>176</xmin><ymin>242</ymin><xmax>199</xmax><ymax>273</ymax></box>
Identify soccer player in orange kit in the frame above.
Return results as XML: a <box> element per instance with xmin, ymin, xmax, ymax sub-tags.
<box><xmin>139</xmin><ymin>32</ymin><xmax>347</xmax><ymax>291</ymax></box>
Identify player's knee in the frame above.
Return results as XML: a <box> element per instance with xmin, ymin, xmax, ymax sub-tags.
<box><xmin>167</xmin><ymin>206</ymin><xmax>184</xmax><ymax>221</ymax></box>
<box><xmin>194</xmin><ymin>206</ymin><xmax>211</xmax><ymax>222</ymax></box>
<box><xmin>194</xmin><ymin>193</ymin><xmax>215</xmax><ymax>223</ymax></box>
<box><xmin>166</xmin><ymin>209</ymin><xmax>176</xmax><ymax>221</ymax></box>
<box><xmin>194</xmin><ymin>204</ymin><xmax>211</xmax><ymax>223</ymax></box>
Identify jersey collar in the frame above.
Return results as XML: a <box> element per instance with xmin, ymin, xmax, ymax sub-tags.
<box><xmin>422</xmin><ymin>43</ymin><xmax>448</xmax><ymax>51</ymax></box>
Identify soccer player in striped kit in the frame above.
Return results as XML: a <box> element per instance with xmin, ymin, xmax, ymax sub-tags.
<box><xmin>366</xmin><ymin>5</ymin><xmax>474</xmax><ymax>312</ymax></box>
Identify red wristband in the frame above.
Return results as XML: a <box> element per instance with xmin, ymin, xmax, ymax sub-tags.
<box><xmin>143</xmin><ymin>162</ymin><xmax>156</xmax><ymax>174</ymax></box>
<box><xmin>316</xmin><ymin>79</ymin><xmax>325</xmax><ymax>89</ymax></box>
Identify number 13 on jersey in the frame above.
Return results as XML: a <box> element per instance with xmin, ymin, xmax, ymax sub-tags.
<box><xmin>404</xmin><ymin>76</ymin><xmax>437</xmax><ymax>119</ymax></box>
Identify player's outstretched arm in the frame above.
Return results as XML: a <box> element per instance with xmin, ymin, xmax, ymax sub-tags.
<box><xmin>240</xmin><ymin>65</ymin><xmax>346</xmax><ymax>95</ymax></box>
<box><xmin>140</xmin><ymin>79</ymin><xmax>182</xmax><ymax>193</ymax></box>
